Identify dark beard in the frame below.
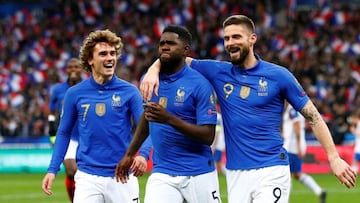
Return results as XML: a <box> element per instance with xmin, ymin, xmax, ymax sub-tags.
<box><xmin>230</xmin><ymin>46</ymin><xmax>249</xmax><ymax>68</ymax></box>
<box><xmin>160</xmin><ymin>56</ymin><xmax>183</xmax><ymax>74</ymax></box>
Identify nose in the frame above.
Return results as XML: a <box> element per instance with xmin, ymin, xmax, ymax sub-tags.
<box><xmin>160</xmin><ymin>43</ymin><xmax>170</xmax><ymax>50</ymax></box>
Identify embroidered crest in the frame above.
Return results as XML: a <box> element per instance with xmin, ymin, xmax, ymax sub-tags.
<box><xmin>258</xmin><ymin>78</ymin><xmax>268</xmax><ymax>96</ymax></box>
<box><xmin>96</xmin><ymin>103</ymin><xmax>106</xmax><ymax>116</ymax></box>
<box><xmin>240</xmin><ymin>86</ymin><xmax>250</xmax><ymax>99</ymax></box>
<box><xmin>112</xmin><ymin>94</ymin><xmax>121</xmax><ymax>110</ymax></box>
<box><xmin>159</xmin><ymin>97</ymin><xmax>168</xmax><ymax>108</ymax></box>
<box><xmin>175</xmin><ymin>87</ymin><xmax>185</xmax><ymax>103</ymax></box>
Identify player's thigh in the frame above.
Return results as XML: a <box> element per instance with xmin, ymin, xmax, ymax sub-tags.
<box><xmin>184</xmin><ymin>170</ymin><xmax>222</xmax><ymax>203</ymax></box>
<box><xmin>105</xmin><ymin>174</ymin><xmax>140</xmax><ymax>203</ymax></box>
<box><xmin>253</xmin><ymin>165</ymin><xmax>290</xmax><ymax>203</ymax></box>
<box><xmin>227</xmin><ymin>165</ymin><xmax>290</xmax><ymax>203</ymax></box>
<box><xmin>145</xmin><ymin>173</ymin><xmax>183</xmax><ymax>203</ymax></box>
<box><xmin>73</xmin><ymin>170</ymin><xmax>104</xmax><ymax>203</ymax></box>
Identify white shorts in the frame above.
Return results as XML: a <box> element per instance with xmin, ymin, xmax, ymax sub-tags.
<box><xmin>145</xmin><ymin>170</ymin><xmax>222</xmax><ymax>203</ymax></box>
<box><xmin>64</xmin><ymin>139</ymin><xmax>78</xmax><ymax>160</ymax></box>
<box><xmin>74</xmin><ymin>170</ymin><xmax>139</xmax><ymax>203</ymax></box>
<box><xmin>226</xmin><ymin>165</ymin><xmax>290</xmax><ymax>203</ymax></box>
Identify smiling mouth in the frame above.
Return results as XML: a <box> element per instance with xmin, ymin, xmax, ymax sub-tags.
<box><xmin>228</xmin><ymin>47</ymin><xmax>240</xmax><ymax>53</ymax></box>
<box><xmin>104</xmin><ymin>64</ymin><xmax>113</xmax><ymax>69</ymax></box>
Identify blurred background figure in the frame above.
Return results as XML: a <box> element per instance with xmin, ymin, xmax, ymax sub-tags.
<box><xmin>282</xmin><ymin>102</ymin><xmax>327</xmax><ymax>203</ymax></box>
<box><xmin>48</xmin><ymin>58</ymin><xmax>83</xmax><ymax>202</ymax></box>
<box><xmin>349</xmin><ymin>110</ymin><xmax>360</xmax><ymax>173</ymax></box>
<box><xmin>212</xmin><ymin>104</ymin><xmax>226</xmax><ymax>175</ymax></box>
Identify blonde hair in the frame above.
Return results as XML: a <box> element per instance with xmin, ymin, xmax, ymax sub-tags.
<box><xmin>79</xmin><ymin>29</ymin><xmax>123</xmax><ymax>72</ymax></box>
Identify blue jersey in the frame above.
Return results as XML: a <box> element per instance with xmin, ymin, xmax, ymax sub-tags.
<box><xmin>149</xmin><ymin>65</ymin><xmax>217</xmax><ymax>176</ymax></box>
<box><xmin>49</xmin><ymin>81</ymin><xmax>79</xmax><ymax>141</ymax></box>
<box><xmin>47</xmin><ymin>75</ymin><xmax>151</xmax><ymax>177</ymax></box>
<box><xmin>190</xmin><ymin>55</ymin><xmax>309</xmax><ymax>170</ymax></box>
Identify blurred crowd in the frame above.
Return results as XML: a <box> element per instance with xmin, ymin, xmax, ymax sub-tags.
<box><xmin>0</xmin><ymin>0</ymin><xmax>360</xmax><ymax>144</ymax></box>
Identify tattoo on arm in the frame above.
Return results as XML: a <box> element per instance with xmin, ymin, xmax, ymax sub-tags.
<box><xmin>300</xmin><ymin>101</ymin><xmax>322</xmax><ymax>127</ymax></box>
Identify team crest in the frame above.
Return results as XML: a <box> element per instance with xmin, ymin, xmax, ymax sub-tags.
<box><xmin>96</xmin><ymin>103</ymin><xmax>106</xmax><ymax>116</ymax></box>
<box><xmin>258</xmin><ymin>78</ymin><xmax>268</xmax><ymax>96</ymax></box>
<box><xmin>175</xmin><ymin>87</ymin><xmax>185</xmax><ymax>103</ymax></box>
<box><xmin>240</xmin><ymin>86</ymin><xmax>250</xmax><ymax>99</ymax></box>
<box><xmin>112</xmin><ymin>94</ymin><xmax>121</xmax><ymax>110</ymax></box>
<box><xmin>159</xmin><ymin>97</ymin><xmax>168</xmax><ymax>108</ymax></box>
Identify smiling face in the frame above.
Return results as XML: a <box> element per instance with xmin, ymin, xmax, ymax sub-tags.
<box><xmin>88</xmin><ymin>42</ymin><xmax>117</xmax><ymax>83</ymax></box>
<box><xmin>223</xmin><ymin>24</ymin><xmax>256</xmax><ymax>67</ymax></box>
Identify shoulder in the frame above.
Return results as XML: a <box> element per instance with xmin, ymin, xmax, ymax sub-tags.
<box><xmin>114</xmin><ymin>77</ymin><xmax>139</xmax><ymax>91</ymax></box>
<box><xmin>186</xmin><ymin>68</ymin><xmax>212</xmax><ymax>84</ymax></box>
<box><xmin>260</xmin><ymin>60</ymin><xmax>290</xmax><ymax>75</ymax></box>
<box><xmin>191</xmin><ymin>58</ymin><xmax>232</xmax><ymax>69</ymax></box>
<box><xmin>51</xmin><ymin>82</ymin><xmax>63</xmax><ymax>91</ymax></box>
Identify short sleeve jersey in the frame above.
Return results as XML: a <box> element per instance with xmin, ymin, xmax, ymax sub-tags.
<box><xmin>149</xmin><ymin>65</ymin><xmax>217</xmax><ymax>176</ymax></box>
<box><xmin>190</xmin><ymin>55</ymin><xmax>309</xmax><ymax>170</ymax></box>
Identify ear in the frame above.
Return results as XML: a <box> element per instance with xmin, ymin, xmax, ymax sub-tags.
<box><xmin>87</xmin><ymin>58</ymin><xmax>93</xmax><ymax>67</ymax></box>
<box><xmin>249</xmin><ymin>33</ymin><xmax>257</xmax><ymax>45</ymax></box>
<box><xmin>184</xmin><ymin>45</ymin><xmax>190</xmax><ymax>56</ymax></box>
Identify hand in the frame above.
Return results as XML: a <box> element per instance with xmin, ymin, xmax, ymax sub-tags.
<box><xmin>140</xmin><ymin>66</ymin><xmax>160</xmax><ymax>101</ymax></box>
<box><xmin>41</xmin><ymin>173</ymin><xmax>56</xmax><ymax>195</ymax></box>
<box><xmin>115</xmin><ymin>155</ymin><xmax>134</xmax><ymax>183</ymax></box>
<box><xmin>143</xmin><ymin>102</ymin><xmax>170</xmax><ymax>123</ymax></box>
<box><xmin>329</xmin><ymin>157</ymin><xmax>357</xmax><ymax>188</ymax></box>
<box><xmin>131</xmin><ymin>156</ymin><xmax>148</xmax><ymax>177</ymax></box>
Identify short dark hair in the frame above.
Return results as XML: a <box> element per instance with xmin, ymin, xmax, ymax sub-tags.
<box><xmin>223</xmin><ymin>15</ymin><xmax>255</xmax><ymax>33</ymax></box>
<box><xmin>162</xmin><ymin>25</ymin><xmax>192</xmax><ymax>46</ymax></box>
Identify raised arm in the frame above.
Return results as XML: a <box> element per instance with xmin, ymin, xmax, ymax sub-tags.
<box><xmin>300</xmin><ymin>100</ymin><xmax>357</xmax><ymax>188</ymax></box>
<box><xmin>140</xmin><ymin>57</ymin><xmax>194</xmax><ymax>101</ymax></box>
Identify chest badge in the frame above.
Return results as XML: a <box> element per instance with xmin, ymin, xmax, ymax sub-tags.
<box><xmin>96</xmin><ymin>103</ymin><xmax>106</xmax><ymax>116</ymax></box>
<box><xmin>240</xmin><ymin>86</ymin><xmax>250</xmax><ymax>99</ymax></box>
<box><xmin>159</xmin><ymin>97</ymin><xmax>168</xmax><ymax>108</ymax></box>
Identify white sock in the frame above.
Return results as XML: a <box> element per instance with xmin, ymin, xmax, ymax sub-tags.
<box><xmin>299</xmin><ymin>173</ymin><xmax>322</xmax><ymax>195</ymax></box>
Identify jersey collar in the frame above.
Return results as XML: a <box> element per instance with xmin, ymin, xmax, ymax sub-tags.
<box><xmin>160</xmin><ymin>63</ymin><xmax>188</xmax><ymax>82</ymax></box>
<box><xmin>89</xmin><ymin>74</ymin><xmax>117</xmax><ymax>89</ymax></box>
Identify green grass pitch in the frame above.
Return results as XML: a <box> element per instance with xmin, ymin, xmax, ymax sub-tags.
<box><xmin>0</xmin><ymin>172</ymin><xmax>358</xmax><ymax>203</ymax></box>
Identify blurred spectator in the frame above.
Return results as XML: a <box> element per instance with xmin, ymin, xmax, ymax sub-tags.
<box><xmin>0</xmin><ymin>0</ymin><xmax>359</xmax><ymax>145</ymax></box>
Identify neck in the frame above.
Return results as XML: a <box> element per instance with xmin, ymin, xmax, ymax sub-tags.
<box><xmin>243</xmin><ymin>55</ymin><xmax>258</xmax><ymax>69</ymax></box>
<box><xmin>93</xmin><ymin>74</ymin><xmax>113</xmax><ymax>84</ymax></box>
<box><xmin>69</xmin><ymin>79</ymin><xmax>81</xmax><ymax>86</ymax></box>
<box><xmin>161</xmin><ymin>61</ymin><xmax>184</xmax><ymax>75</ymax></box>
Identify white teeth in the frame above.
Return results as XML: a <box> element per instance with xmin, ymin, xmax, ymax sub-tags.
<box><xmin>104</xmin><ymin>64</ymin><xmax>113</xmax><ymax>68</ymax></box>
